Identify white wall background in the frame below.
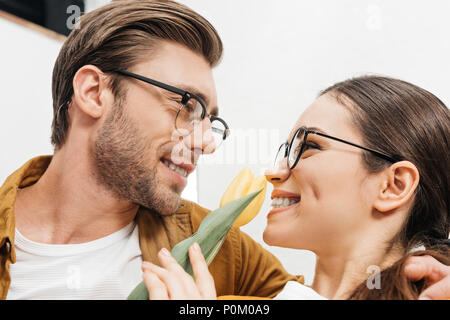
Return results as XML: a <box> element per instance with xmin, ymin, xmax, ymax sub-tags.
<box><xmin>2</xmin><ymin>0</ymin><xmax>450</xmax><ymax>285</ymax></box>
<box><xmin>0</xmin><ymin>10</ymin><xmax>198</xmax><ymax>202</ymax></box>
<box><xmin>179</xmin><ymin>0</ymin><xmax>450</xmax><ymax>285</ymax></box>
<box><xmin>0</xmin><ymin>17</ymin><xmax>59</xmax><ymax>180</ymax></box>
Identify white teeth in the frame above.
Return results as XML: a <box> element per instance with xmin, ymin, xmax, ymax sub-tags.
<box><xmin>163</xmin><ymin>160</ymin><xmax>188</xmax><ymax>177</ymax></box>
<box><xmin>271</xmin><ymin>197</ymin><xmax>300</xmax><ymax>209</ymax></box>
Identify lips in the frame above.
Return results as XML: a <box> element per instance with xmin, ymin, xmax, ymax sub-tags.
<box><xmin>267</xmin><ymin>189</ymin><xmax>301</xmax><ymax>217</ymax></box>
<box><xmin>159</xmin><ymin>157</ymin><xmax>195</xmax><ymax>190</ymax></box>
<box><xmin>271</xmin><ymin>190</ymin><xmax>301</xmax><ymax>201</ymax></box>
<box><xmin>161</xmin><ymin>157</ymin><xmax>195</xmax><ymax>178</ymax></box>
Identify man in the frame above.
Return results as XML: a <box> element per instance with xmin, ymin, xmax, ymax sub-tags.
<box><xmin>0</xmin><ymin>0</ymin><xmax>448</xmax><ymax>300</ymax></box>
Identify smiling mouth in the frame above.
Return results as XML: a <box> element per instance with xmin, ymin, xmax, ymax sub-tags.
<box><xmin>161</xmin><ymin>159</ymin><xmax>188</xmax><ymax>177</ymax></box>
<box><xmin>270</xmin><ymin>197</ymin><xmax>300</xmax><ymax>209</ymax></box>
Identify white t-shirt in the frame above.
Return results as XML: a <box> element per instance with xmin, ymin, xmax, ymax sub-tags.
<box><xmin>7</xmin><ymin>222</ymin><xmax>143</xmax><ymax>300</ymax></box>
<box><xmin>274</xmin><ymin>281</ymin><xmax>327</xmax><ymax>300</ymax></box>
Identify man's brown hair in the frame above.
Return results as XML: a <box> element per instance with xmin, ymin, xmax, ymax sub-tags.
<box><xmin>51</xmin><ymin>0</ymin><xmax>223</xmax><ymax>149</ymax></box>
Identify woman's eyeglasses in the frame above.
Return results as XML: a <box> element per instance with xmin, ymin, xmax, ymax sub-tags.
<box><xmin>275</xmin><ymin>126</ymin><xmax>399</xmax><ymax>170</ymax></box>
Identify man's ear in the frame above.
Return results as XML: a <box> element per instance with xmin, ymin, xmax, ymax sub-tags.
<box><xmin>373</xmin><ymin>161</ymin><xmax>420</xmax><ymax>213</ymax></box>
<box><xmin>72</xmin><ymin>65</ymin><xmax>111</xmax><ymax>119</ymax></box>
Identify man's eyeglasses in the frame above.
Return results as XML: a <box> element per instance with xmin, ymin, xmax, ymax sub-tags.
<box><xmin>113</xmin><ymin>69</ymin><xmax>230</xmax><ymax>149</ymax></box>
<box><xmin>275</xmin><ymin>126</ymin><xmax>399</xmax><ymax>170</ymax></box>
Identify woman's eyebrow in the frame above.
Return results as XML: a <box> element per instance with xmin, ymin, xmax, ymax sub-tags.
<box><xmin>286</xmin><ymin>126</ymin><xmax>328</xmax><ymax>143</ymax></box>
<box><xmin>307</xmin><ymin>126</ymin><xmax>328</xmax><ymax>135</ymax></box>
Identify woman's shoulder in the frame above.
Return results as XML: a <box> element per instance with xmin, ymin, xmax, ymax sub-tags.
<box><xmin>273</xmin><ymin>281</ymin><xmax>328</xmax><ymax>300</ymax></box>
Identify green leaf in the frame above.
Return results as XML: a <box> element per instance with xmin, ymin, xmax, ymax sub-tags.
<box><xmin>127</xmin><ymin>281</ymin><xmax>149</xmax><ymax>300</ymax></box>
<box><xmin>127</xmin><ymin>189</ymin><xmax>263</xmax><ymax>300</ymax></box>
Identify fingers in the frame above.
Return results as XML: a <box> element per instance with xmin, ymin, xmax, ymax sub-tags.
<box><xmin>158</xmin><ymin>248</ymin><xmax>190</xmax><ymax>276</ymax></box>
<box><xmin>404</xmin><ymin>254</ymin><xmax>450</xmax><ymax>300</ymax></box>
<box><xmin>143</xmin><ymin>260</ymin><xmax>186</xmax><ymax>299</ymax></box>
<box><xmin>404</xmin><ymin>255</ymin><xmax>447</xmax><ymax>283</ymax></box>
<box><xmin>418</xmin><ymin>275</ymin><xmax>450</xmax><ymax>300</ymax></box>
<box><xmin>157</xmin><ymin>248</ymin><xmax>202</xmax><ymax>297</ymax></box>
<box><xmin>189</xmin><ymin>242</ymin><xmax>217</xmax><ymax>300</ymax></box>
<box><xmin>142</xmin><ymin>266</ymin><xmax>169</xmax><ymax>300</ymax></box>
<box><xmin>141</xmin><ymin>248</ymin><xmax>202</xmax><ymax>300</ymax></box>
<box><xmin>141</xmin><ymin>246</ymin><xmax>217</xmax><ymax>300</ymax></box>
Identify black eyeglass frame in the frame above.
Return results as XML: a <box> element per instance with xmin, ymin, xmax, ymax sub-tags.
<box><xmin>112</xmin><ymin>69</ymin><xmax>230</xmax><ymax>141</ymax></box>
<box><xmin>277</xmin><ymin>126</ymin><xmax>399</xmax><ymax>170</ymax></box>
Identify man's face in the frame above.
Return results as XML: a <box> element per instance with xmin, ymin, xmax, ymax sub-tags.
<box><xmin>93</xmin><ymin>41</ymin><xmax>218</xmax><ymax>215</ymax></box>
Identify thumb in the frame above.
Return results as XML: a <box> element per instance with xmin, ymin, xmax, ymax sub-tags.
<box><xmin>418</xmin><ymin>275</ymin><xmax>450</xmax><ymax>300</ymax></box>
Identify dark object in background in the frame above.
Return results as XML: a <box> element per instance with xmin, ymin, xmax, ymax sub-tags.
<box><xmin>0</xmin><ymin>0</ymin><xmax>85</xmax><ymax>36</ymax></box>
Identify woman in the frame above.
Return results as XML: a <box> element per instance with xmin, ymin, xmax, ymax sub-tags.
<box><xmin>141</xmin><ymin>75</ymin><xmax>450</xmax><ymax>299</ymax></box>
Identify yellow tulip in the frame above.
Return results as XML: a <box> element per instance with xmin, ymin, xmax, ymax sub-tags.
<box><xmin>220</xmin><ymin>167</ymin><xmax>267</xmax><ymax>227</ymax></box>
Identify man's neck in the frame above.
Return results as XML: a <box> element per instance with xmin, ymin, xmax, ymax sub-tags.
<box><xmin>14</xmin><ymin>150</ymin><xmax>139</xmax><ymax>244</ymax></box>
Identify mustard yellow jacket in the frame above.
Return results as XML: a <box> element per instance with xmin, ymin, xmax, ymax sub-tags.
<box><xmin>0</xmin><ymin>156</ymin><xmax>303</xmax><ymax>300</ymax></box>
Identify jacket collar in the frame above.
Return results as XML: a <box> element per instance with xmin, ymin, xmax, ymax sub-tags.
<box><xmin>0</xmin><ymin>155</ymin><xmax>193</xmax><ymax>264</ymax></box>
<box><xmin>0</xmin><ymin>155</ymin><xmax>53</xmax><ymax>263</ymax></box>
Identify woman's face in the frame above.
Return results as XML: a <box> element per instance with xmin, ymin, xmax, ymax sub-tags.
<box><xmin>263</xmin><ymin>93</ymin><xmax>381</xmax><ymax>254</ymax></box>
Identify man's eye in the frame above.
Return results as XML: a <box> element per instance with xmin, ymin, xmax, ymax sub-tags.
<box><xmin>168</xmin><ymin>97</ymin><xmax>182</xmax><ymax>107</ymax></box>
<box><xmin>184</xmin><ymin>102</ymin><xmax>196</xmax><ymax>113</ymax></box>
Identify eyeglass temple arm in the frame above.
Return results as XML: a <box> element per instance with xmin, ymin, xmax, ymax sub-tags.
<box><xmin>114</xmin><ymin>69</ymin><xmax>208</xmax><ymax>117</ymax></box>
<box><xmin>113</xmin><ymin>70</ymin><xmax>230</xmax><ymax>139</ymax></box>
<box><xmin>114</xmin><ymin>69</ymin><xmax>189</xmax><ymax>99</ymax></box>
<box><xmin>311</xmin><ymin>131</ymin><xmax>398</xmax><ymax>163</ymax></box>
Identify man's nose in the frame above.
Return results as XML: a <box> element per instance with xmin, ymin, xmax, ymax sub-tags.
<box><xmin>265</xmin><ymin>160</ymin><xmax>290</xmax><ymax>184</ymax></box>
<box><xmin>183</xmin><ymin>117</ymin><xmax>216</xmax><ymax>155</ymax></box>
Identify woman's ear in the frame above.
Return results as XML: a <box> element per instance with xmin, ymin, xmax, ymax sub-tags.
<box><xmin>373</xmin><ymin>161</ymin><xmax>420</xmax><ymax>213</ymax></box>
<box><xmin>72</xmin><ymin>65</ymin><xmax>110</xmax><ymax>119</ymax></box>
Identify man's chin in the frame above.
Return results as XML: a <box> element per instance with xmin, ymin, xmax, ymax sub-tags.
<box><xmin>141</xmin><ymin>189</ymin><xmax>182</xmax><ymax>216</ymax></box>
<box><xmin>157</xmin><ymin>197</ymin><xmax>182</xmax><ymax>216</ymax></box>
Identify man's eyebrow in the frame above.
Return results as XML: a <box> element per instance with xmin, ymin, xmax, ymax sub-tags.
<box><xmin>175</xmin><ymin>84</ymin><xmax>210</xmax><ymax>106</ymax></box>
<box><xmin>209</xmin><ymin>106</ymin><xmax>219</xmax><ymax>117</ymax></box>
<box><xmin>174</xmin><ymin>84</ymin><xmax>219</xmax><ymax>116</ymax></box>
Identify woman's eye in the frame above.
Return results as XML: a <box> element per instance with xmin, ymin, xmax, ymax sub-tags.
<box><xmin>304</xmin><ymin>143</ymin><xmax>321</xmax><ymax>151</ymax></box>
<box><xmin>300</xmin><ymin>143</ymin><xmax>321</xmax><ymax>158</ymax></box>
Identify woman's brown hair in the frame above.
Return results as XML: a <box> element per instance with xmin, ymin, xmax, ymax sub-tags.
<box><xmin>51</xmin><ymin>0</ymin><xmax>223</xmax><ymax>150</ymax></box>
<box><xmin>320</xmin><ymin>75</ymin><xmax>450</xmax><ymax>299</ymax></box>
<box><xmin>349</xmin><ymin>249</ymin><xmax>450</xmax><ymax>299</ymax></box>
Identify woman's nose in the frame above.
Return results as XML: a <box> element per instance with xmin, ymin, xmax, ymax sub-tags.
<box><xmin>265</xmin><ymin>161</ymin><xmax>290</xmax><ymax>184</ymax></box>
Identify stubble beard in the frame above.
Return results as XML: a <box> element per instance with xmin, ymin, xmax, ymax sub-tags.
<box><xmin>92</xmin><ymin>98</ymin><xmax>182</xmax><ymax>216</ymax></box>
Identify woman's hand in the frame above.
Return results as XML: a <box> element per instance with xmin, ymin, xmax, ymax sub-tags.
<box><xmin>142</xmin><ymin>242</ymin><xmax>217</xmax><ymax>300</ymax></box>
<box><xmin>404</xmin><ymin>255</ymin><xmax>450</xmax><ymax>300</ymax></box>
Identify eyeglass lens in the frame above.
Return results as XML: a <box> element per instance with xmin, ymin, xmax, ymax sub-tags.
<box><xmin>175</xmin><ymin>98</ymin><xmax>228</xmax><ymax>150</ymax></box>
<box><xmin>288</xmin><ymin>127</ymin><xmax>306</xmax><ymax>168</ymax></box>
